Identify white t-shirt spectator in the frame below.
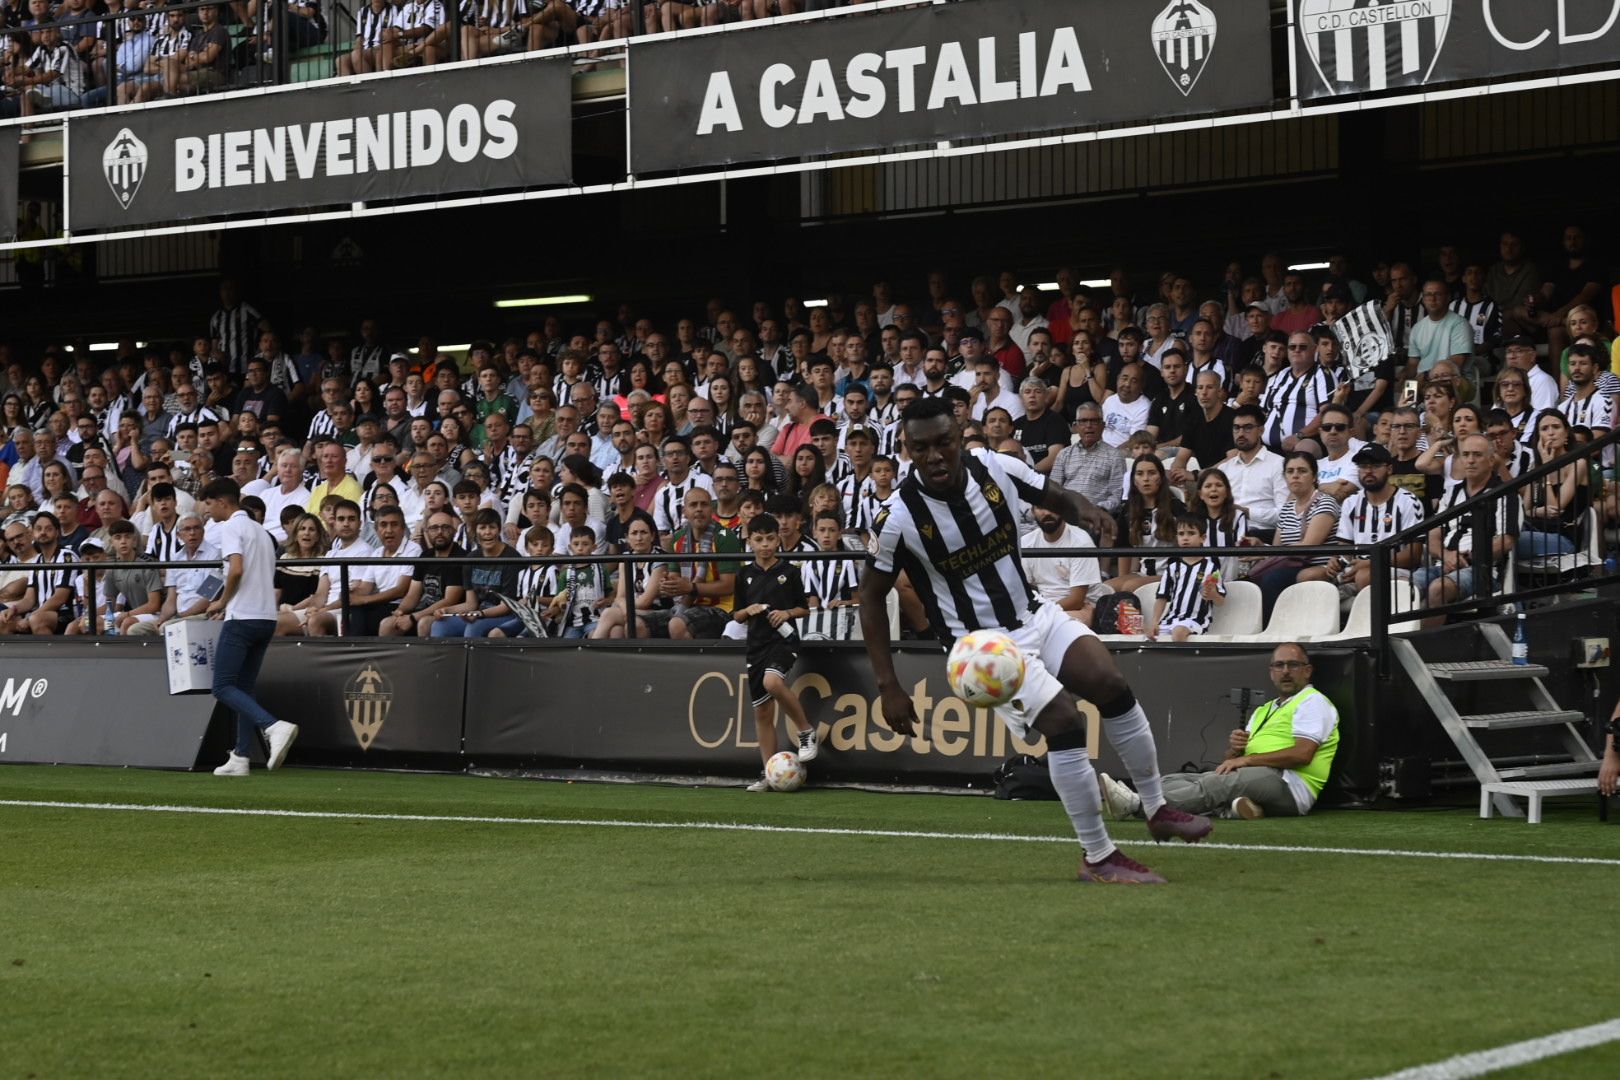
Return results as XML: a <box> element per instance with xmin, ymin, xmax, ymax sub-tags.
<box><xmin>971</xmin><ymin>388</ymin><xmax>1025</xmax><ymax>423</ymax></box>
<box><xmin>356</xmin><ymin>539</ymin><xmax>423</xmax><ymax>596</ymax></box>
<box><xmin>1019</xmin><ymin>522</ymin><xmax>1101</xmax><ymax>606</ymax></box>
<box><xmin>1100</xmin><ymin>396</ymin><xmax>1152</xmax><ymax>447</ymax></box>
<box><xmin>1316</xmin><ymin>439</ymin><xmax>1367</xmax><ymax>496</ymax></box>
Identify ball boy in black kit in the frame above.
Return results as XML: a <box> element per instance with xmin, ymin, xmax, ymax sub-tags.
<box><xmin>733</xmin><ymin>513</ymin><xmax>820</xmax><ymax>791</ymax></box>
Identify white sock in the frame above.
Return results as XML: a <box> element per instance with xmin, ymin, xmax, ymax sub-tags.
<box><xmin>1103</xmin><ymin>701</ymin><xmax>1166</xmax><ymax>818</ymax></box>
<box><xmin>1046</xmin><ymin>748</ymin><xmax>1116</xmax><ymax>863</ymax></box>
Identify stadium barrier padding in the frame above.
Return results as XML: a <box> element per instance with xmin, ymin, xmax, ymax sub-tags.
<box><xmin>0</xmin><ymin>638</ymin><xmax>1377</xmax><ymax>800</ymax></box>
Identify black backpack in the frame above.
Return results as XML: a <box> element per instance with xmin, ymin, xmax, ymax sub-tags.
<box><xmin>1092</xmin><ymin>592</ymin><xmax>1141</xmax><ymax>635</ymax></box>
<box><xmin>991</xmin><ymin>754</ymin><xmax>1060</xmax><ymax>801</ymax></box>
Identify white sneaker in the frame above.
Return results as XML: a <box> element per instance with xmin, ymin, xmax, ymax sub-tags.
<box><xmin>264</xmin><ymin>721</ymin><xmax>299</xmax><ymax>771</ymax></box>
<box><xmin>1098</xmin><ymin>772</ymin><xmax>1142</xmax><ymax>819</ymax></box>
<box><xmin>746</xmin><ymin>774</ymin><xmax>771</xmax><ymax>792</ymax></box>
<box><xmin>796</xmin><ymin>728</ymin><xmax>819</xmax><ymax>763</ymax></box>
<box><xmin>213</xmin><ymin>752</ymin><xmax>250</xmax><ymax>777</ymax></box>
<box><xmin>1231</xmin><ymin>796</ymin><xmax>1265</xmax><ymax>820</ymax></box>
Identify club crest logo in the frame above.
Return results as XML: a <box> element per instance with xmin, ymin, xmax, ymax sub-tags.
<box><xmin>982</xmin><ymin>480</ymin><xmax>1004</xmax><ymax>505</ymax></box>
<box><xmin>1297</xmin><ymin>0</ymin><xmax>1452</xmax><ymax>96</ymax></box>
<box><xmin>101</xmin><ymin>127</ymin><xmax>148</xmax><ymax>210</ymax></box>
<box><xmin>1151</xmin><ymin>0</ymin><xmax>1218</xmax><ymax>97</ymax></box>
<box><xmin>343</xmin><ymin>663</ymin><xmax>393</xmax><ymax>751</ymax></box>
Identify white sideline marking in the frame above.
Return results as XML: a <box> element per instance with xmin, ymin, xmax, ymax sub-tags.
<box><xmin>2</xmin><ymin>799</ymin><xmax>1619</xmax><ymax>867</ymax></box>
<box><xmin>1367</xmin><ymin>1018</ymin><xmax>1620</xmax><ymax>1080</ymax></box>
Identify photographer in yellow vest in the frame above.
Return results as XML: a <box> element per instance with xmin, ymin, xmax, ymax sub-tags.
<box><xmin>1100</xmin><ymin>642</ymin><xmax>1339</xmax><ymax>821</ymax></box>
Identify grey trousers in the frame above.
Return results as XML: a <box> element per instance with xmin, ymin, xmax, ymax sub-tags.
<box><xmin>1160</xmin><ymin>766</ymin><xmax>1301</xmax><ymax>817</ymax></box>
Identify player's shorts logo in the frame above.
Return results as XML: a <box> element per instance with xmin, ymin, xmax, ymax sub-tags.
<box><xmin>101</xmin><ymin>127</ymin><xmax>148</xmax><ymax>211</ymax></box>
<box><xmin>1297</xmin><ymin>0</ymin><xmax>1452</xmax><ymax>96</ymax></box>
<box><xmin>344</xmin><ymin>663</ymin><xmax>393</xmax><ymax>751</ymax></box>
<box><xmin>1152</xmin><ymin>0</ymin><xmax>1219</xmax><ymax>97</ymax></box>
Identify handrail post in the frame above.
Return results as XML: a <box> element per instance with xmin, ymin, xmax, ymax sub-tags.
<box><xmin>87</xmin><ymin>565</ymin><xmax>101</xmax><ymax>636</ymax></box>
<box><xmin>104</xmin><ymin>14</ymin><xmax>117</xmax><ymax>105</ymax></box>
<box><xmin>1471</xmin><ymin>492</ymin><xmax>1494</xmax><ymax>609</ymax></box>
<box><xmin>1370</xmin><ymin>542</ymin><xmax>1390</xmax><ymax>681</ymax></box>
<box><xmin>450</xmin><ymin>0</ymin><xmax>461</xmax><ymax>62</ymax></box>
<box><xmin>622</xmin><ymin>555</ymin><xmax>634</xmax><ymax>639</ymax></box>
<box><xmin>340</xmin><ymin>562</ymin><xmax>352</xmax><ymax>636</ymax></box>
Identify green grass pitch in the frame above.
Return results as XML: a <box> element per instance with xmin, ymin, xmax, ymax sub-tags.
<box><xmin>1</xmin><ymin>765</ymin><xmax>1616</xmax><ymax>1079</ymax></box>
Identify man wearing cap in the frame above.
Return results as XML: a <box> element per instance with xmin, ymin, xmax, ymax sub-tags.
<box><xmin>1502</xmin><ymin>335</ymin><xmax>1560</xmax><ymax>411</ymax></box>
<box><xmin>1328</xmin><ymin>443</ymin><xmax>1428</xmax><ymax>596</ymax></box>
<box><xmin>1237</xmin><ymin>303</ymin><xmax>1274</xmax><ymax>370</ymax></box>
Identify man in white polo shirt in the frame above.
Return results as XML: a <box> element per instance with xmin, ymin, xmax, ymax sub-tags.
<box><xmin>201</xmin><ymin>477</ymin><xmax>298</xmax><ymax>777</ymax></box>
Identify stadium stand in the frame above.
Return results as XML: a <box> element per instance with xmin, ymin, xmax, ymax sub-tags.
<box><xmin>0</xmin><ymin>228</ymin><xmax>1614</xmax><ymax>645</ymax></box>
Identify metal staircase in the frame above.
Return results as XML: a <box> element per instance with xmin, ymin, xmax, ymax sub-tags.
<box><xmin>1391</xmin><ymin>622</ymin><xmax>1600</xmax><ymax>819</ymax></box>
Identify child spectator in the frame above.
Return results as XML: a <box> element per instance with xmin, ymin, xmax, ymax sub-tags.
<box><xmin>1147</xmin><ymin>513</ymin><xmax>1227</xmax><ymax>643</ymax></box>
<box><xmin>545</xmin><ymin>525</ymin><xmax>610</xmax><ymax>639</ymax></box>
<box><xmin>803</xmin><ymin>511</ymin><xmax>861</xmax><ymax>609</ymax></box>
<box><xmin>732</xmin><ymin>513</ymin><xmax>818</xmax><ymax>791</ymax></box>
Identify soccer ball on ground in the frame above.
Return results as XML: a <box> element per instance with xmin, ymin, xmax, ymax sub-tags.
<box><xmin>765</xmin><ymin>751</ymin><xmax>806</xmax><ymax>792</ymax></box>
<box><xmin>946</xmin><ymin>630</ymin><xmax>1027</xmax><ymax>708</ymax></box>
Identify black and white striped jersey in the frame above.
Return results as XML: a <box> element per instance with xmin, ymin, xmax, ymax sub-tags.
<box><xmin>872</xmin><ymin>449</ymin><xmax>1046</xmax><ymax>638</ymax></box>
<box><xmin>354</xmin><ymin>1</ymin><xmax>397</xmax><ymax>46</ymax></box>
<box><xmin>306</xmin><ymin>409</ymin><xmax>340</xmax><ymax>444</ymax></box>
<box><xmin>167</xmin><ymin>406</ymin><xmax>223</xmax><ymax>441</ymax></box>
<box><xmin>1559</xmin><ymin>388</ymin><xmax>1614</xmax><ymax>431</ymax></box>
<box><xmin>652</xmin><ymin>473</ymin><xmax>715</xmax><ymax>536</ymax></box>
<box><xmin>1335</xmin><ymin>488</ymin><xmax>1426</xmax><ymax>545</ymax></box>
<box><xmin>801</xmin><ymin>555</ymin><xmax>862</xmax><ymax>606</ymax></box>
<box><xmin>210</xmin><ymin>302</ymin><xmax>262</xmax><ymax>374</ymax></box>
<box><xmin>1449</xmin><ymin>296</ymin><xmax>1500</xmax><ymax>348</ymax></box>
<box><xmin>30</xmin><ymin>547</ymin><xmax>78</xmax><ymax>604</ymax></box>
<box><xmin>1259</xmin><ymin>363</ymin><xmax>1335</xmax><ymax>449</ymax></box>
<box><xmin>145</xmin><ymin>519</ymin><xmax>182</xmax><ymax>563</ymax></box>
<box><xmin>1435</xmin><ymin>480</ymin><xmax>1517</xmax><ymax>553</ymax></box>
<box><xmin>1154</xmin><ymin>555</ymin><xmax>1223</xmax><ymax>630</ymax></box>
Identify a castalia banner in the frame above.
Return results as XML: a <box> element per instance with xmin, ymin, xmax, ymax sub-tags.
<box><xmin>1296</xmin><ymin>0</ymin><xmax>1620</xmax><ymax>99</ymax></box>
<box><xmin>67</xmin><ymin>61</ymin><xmax>572</xmax><ymax>231</ymax></box>
<box><xmin>629</xmin><ymin>0</ymin><xmax>1273</xmax><ymax>173</ymax></box>
<box><xmin>464</xmin><ymin>643</ymin><xmax>1371</xmax><ymax>799</ymax></box>
<box><xmin>254</xmin><ymin>640</ymin><xmax>466</xmax><ymax>755</ymax></box>
<box><xmin>0</xmin><ymin>640</ymin><xmax>217</xmax><ymax>768</ymax></box>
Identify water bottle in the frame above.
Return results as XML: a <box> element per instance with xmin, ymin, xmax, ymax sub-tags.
<box><xmin>1511</xmin><ymin>612</ymin><xmax>1528</xmax><ymax>665</ymax></box>
<box><xmin>104</xmin><ymin>612</ymin><xmax>118</xmax><ymax>636</ymax></box>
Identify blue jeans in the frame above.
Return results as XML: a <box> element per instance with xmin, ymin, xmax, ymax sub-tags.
<box><xmin>213</xmin><ymin>619</ymin><xmax>279</xmax><ymax>756</ymax></box>
<box><xmin>1515</xmin><ymin>529</ymin><xmax>1576</xmax><ymax>558</ymax></box>
<box><xmin>430</xmin><ymin>614</ymin><xmax>511</xmax><ymax>638</ymax></box>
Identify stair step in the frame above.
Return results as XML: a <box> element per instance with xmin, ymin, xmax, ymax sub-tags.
<box><xmin>1497</xmin><ymin>761</ymin><xmax>1601</xmax><ymax>780</ymax></box>
<box><xmin>1461</xmin><ymin>710</ymin><xmax>1587</xmax><ymax>730</ymax></box>
<box><xmin>1428</xmin><ymin>660</ymin><xmax>1550</xmax><ymax>681</ymax></box>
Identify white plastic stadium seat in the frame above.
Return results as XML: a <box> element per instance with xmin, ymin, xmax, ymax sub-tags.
<box><xmin>1134</xmin><ymin>582</ymin><xmax>1160</xmax><ymax>625</ymax></box>
<box><xmin>1308</xmin><ymin>581</ymin><xmax>1420</xmax><ymax>642</ymax></box>
<box><xmin>1235</xmin><ymin>580</ymin><xmax>1341</xmax><ymax>641</ymax></box>
<box><xmin>1200</xmin><ymin>580</ymin><xmax>1263</xmax><ymax>640</ymax></box>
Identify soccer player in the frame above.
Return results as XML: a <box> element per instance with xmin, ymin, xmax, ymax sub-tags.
<box><xmin>859</xmin><ymin>399</ymin><xmax>1212</xmax><ymax>883</ymax></box>
<box><xmin>733</xmin><ymin>513</ymin><xmax>819</xmax><ymax>791</ymax></box>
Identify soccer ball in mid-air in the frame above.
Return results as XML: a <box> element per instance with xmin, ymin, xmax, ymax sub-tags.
<box><xmin>765</xmin><ymin>751</ymin><xmax>806</xmax><ymax>792</ymax></box>
<box><xmin>946</xmin><ymin>631</ymin><xmax>1026</xmax><ymax>708</ymax></box>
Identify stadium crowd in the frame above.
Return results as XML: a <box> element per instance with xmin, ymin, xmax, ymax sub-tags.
<box><xmin>0</xmin><ymin>0</ymin><xmax>881</xmax><ymax>115</ymax></box>
<box><xmin>0</xmin><ymin>224</ymin><xmax>1613</xmax><ymax>641</ymax></box>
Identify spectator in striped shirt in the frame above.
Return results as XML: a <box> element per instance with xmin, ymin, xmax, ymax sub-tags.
<box><xmin>343</xmin><ymin>0</ymin><xmax>397</xmax><ymax>73</ymax></box>
<box><xmin>1260</xmin><ymin>332</ymin><xmax>1337</xmax><ymax>455</ymax></box>
<box><xmin>1146</xmin><ymin>514</ymin><xmax>1226</xmax><ymax>642</ymax></box>
<box><xmin>1411</xmin><ymin>435</ymin><xmax>1518</xmax><ymax>627</ymax></box>
<box><xmin>392</xmin><ymin>0</ymin><xmax>449</xmax><ymax>65</ymax></box>
<box><xmin>1248</xmin><ymin>452</ymin><xmax>1339</xmax><ymax>619</ymax></box>
<box><xmin>3</xmin><ymin>511</ymin><xmax>78</xmax><ymax>636</ymax></box>
<box><xmin>1327</xmin><ymin>444</ymin><xmax>1427</xmax><ymax>596</ymax></box>
<box><xmin>18</xmin><ymin>26</ymin><xmax>84</xmax><ymax>116</ymax></box>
